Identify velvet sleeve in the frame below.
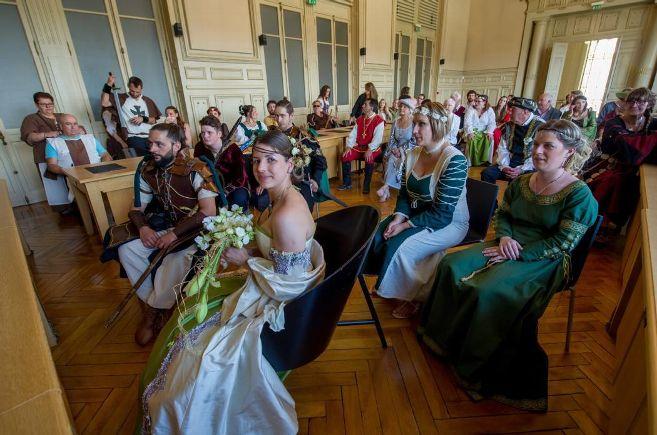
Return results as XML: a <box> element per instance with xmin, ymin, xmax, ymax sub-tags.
<box><xmin>307</xmin><ymin>140</ymin><xmax>327</xmax><ymax>184</ymax></box>
<box><xmin>520</xmin><ymin>183</ymin><xmax>598</xmax><ymax>261</ymax></box>
<box><xmin>223</xmin><ymin>144</ymin><xmax>248</xmax><ymax>189</ymax></box>
<box><xmin>408</xmin><ymin>154</ymin><xmax>468</xmax><ymax>231</ymax></box>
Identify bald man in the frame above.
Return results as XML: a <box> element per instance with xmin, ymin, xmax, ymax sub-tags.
<box><xmin>536</xmin><ymin>93</ymin><xmax>562</xmax><ymax>122</ymax></box>
<box><xmin>45</xmin><ymin>114</ymin><xmax>111</xmax><ymax>175</ymax></box>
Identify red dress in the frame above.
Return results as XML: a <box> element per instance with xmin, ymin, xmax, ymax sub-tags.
<box><xmin>583</xmin><ymin>116</ymin><xmax>657</xmax><ymax>226</ymax></box>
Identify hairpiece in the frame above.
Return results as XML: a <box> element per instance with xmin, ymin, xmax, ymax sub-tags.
<box><xmin>414</xmin><ymin>106</ymin><xmax>448</xmax><ymax>122</ymax></box>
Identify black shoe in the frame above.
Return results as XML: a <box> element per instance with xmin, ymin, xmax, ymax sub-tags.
<box><xmin>337</xmin><ymin>184</ymin><xmax>352</xmax><ymax>191</ymax></box>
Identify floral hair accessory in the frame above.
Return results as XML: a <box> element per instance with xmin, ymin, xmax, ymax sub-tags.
<box><xmin>414</xmin><ymin>106</ymin><xmax>448</xmax><ymax>122</ymax></box>
<box><xmin>289</xmin><ymin>137</ymin><xmax>312</xmax><ymax>169</ymax></box>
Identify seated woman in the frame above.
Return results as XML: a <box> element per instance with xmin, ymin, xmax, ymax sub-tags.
<box><xmin>562</xmin><ymin>95</ymin><xmax>597</xmax><ymax>141</ymax></box>
<box><xmin>376</xmin><ymin>97</ymin><xmax>416</xmax><ymax>202</ymax></box>
<box><xmin>234</xmin><ymin>104</ymin><xmax>266</xmax><ymax>150</ymax></box>
<box><xmin>582</xmin><ymin>87</ymin><xmax>657</xmax><ymax>230</ymax></box>
<box><xmin>193</xmin><ymin>115</ymin><xmax>249</xmax><ymax>211</ymax></box>
<box><xmin>378</xmin><ymin>99</ymin><xmax>393</xmax><ymax>122</ymax></box>
<box><xmin>307</xmin><ymin>99</ymin><xmax>337</xmax><ymax>130</ymax></box>
<box><xmin>164</xmin><ymin>106</ymin><xmax>193</xmax><ymax>147</ymax></box>
<box><xmin>141</xmin><ymin>130</ymin><xmax>326</xmax><ymax>434</ymax></box>
<box><xmin>419</xmin><ymin>119</ymin><xmax>598</xmax><ymax>411</ymax></box>
<box><xmin>365</xmin><ymin>102</ymin><xmax>469</xmax><ymax>319</ymax></box>
<box><xmin>463</xmin><ymin>94</ymin><xmax>496</xmax><ymax>166</ymax></box>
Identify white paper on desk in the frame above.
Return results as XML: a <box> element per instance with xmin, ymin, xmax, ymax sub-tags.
<box><xmin>38</xmin><ymin>163</ymin><xmax>74</xmax><ymax>205</ymax></box>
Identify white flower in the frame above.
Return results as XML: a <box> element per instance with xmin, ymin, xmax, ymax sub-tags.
<box><xmin>231</xmin><ymin>204</ymin><xmax>240</xmax><ymax>212</ymax></box>
<box><xmin>194</xmin><ymin>235</ymin><xmax>209</xmax><ymax>250</ymax></box>
<box><xmin>235</xmin><ymin>227</ymin><xmax>246</xmax><ymax>237</ymax></box>
<box><xmin>242</xmin><ymin>235</ymin><xmax>250</xmax><ymax>245</ymax></box>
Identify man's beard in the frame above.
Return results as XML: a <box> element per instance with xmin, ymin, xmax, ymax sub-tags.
<box><xmin>154</xmin><ymin>149</ymin><xmax>175</xmax><ymax>167</ymax></box>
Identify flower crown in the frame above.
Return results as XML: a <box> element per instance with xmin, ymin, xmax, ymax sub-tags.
<box><xmin>414</xmin><ymin>106</ymin><xmax>448</xmax><ymax>122</ymax></box>
<box><xmin>289</xmin><ymin>137</ymin><xmax>312</xmax><ymax>169</ymax></box>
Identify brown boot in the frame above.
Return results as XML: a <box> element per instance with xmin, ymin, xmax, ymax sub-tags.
<box><xmin>135</xmin><ymin>300</ymin><xmax>159</xmax><ymax>346</ymax></box>
<box><xmin>154</xmin><ymin>308</ymin><xmax>174</xmax><ymax>336</ymax></box>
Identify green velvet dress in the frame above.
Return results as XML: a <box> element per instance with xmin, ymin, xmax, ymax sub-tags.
<box><xmin>418</xmin><ymin>174</ymin><xmax>598</xmax><ymax>411</ymax></box>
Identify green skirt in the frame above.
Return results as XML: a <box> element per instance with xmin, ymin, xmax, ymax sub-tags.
<box><xmin>466</xmin><ymin>131</ymin><xmax>492</xmax><ymax>167</ymax></box>
<box><xmin>418</xmin><ymin>241</ymin><xmax>568</xmax><ymax>411</ymax></box>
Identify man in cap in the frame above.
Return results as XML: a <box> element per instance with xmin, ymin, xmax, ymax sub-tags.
<box><xmin>597</xmin><ymin>87</ymin><xmax>632</xmax><ymax>126</ymax></box>
<box><xmin>481</xmin><ymin>97</ymin><xmax>544</xmax><ymax>184</ymax></box>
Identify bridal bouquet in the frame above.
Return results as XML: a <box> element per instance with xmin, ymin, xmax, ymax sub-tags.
<box><xmin>180</xmin><ymin>205</ymin><xmax>254</xmax><ymax>326</ymax></box>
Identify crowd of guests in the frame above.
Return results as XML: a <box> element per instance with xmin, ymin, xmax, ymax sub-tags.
<box><xmin>17</xmin><ymin>73</ymin><xmax>657</xmax><ymax>430</ymax></box>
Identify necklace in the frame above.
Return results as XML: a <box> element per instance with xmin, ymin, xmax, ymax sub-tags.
<box><xmin>421</xmin><ymin>139</ymin><xmax>448</xmax><ymax>155</ymax></box>
<box><xmin>268</xmin><ymin>183</ymin><xmax>292</xmax><ymax>212</ymax></box>
<box><xmin>533</xmin><ymin>170</ymin><xmax>565</xmax><ymax>195</ymax></box>
<box><xmin>362</xmin><ymin>115</ymin><xmax>374</xmax><ymax>138</ymax></box>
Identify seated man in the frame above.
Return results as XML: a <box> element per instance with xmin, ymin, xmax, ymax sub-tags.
<box><xmin>45</xmin><ymin>114</ymin><xmax>111</xmax><ymax>174</ymax></box>
<box><xmin>338</xmin><ymin>98</ymin><xmax>384</xmax><ymax>194</ymax></box>
<box><xmin>118</xmin><ymin>123</ymin><xmax>218</xmax><ymax>346</ymax></box>
<box><xmin>536</xmin><ymin>93</ymin><xmax>562</xmax><ymax>121</ymax></box>
<box><xmin>481</xmin><ymin>97</ymin><xmax>544</xmax><ymax>184</ymax></box>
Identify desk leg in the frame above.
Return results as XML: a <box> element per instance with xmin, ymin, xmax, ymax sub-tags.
<box><xmin>85</xmin><ymin>183</ymin><xmax>110</xmax><ymax>240</ymax></box>
<box><xmin>70</xmin><ymin>183</ymin><xmax>95</xmax><ymax>235</ymax></box>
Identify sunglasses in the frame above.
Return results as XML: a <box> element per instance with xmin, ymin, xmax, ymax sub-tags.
<box><xmin>313</xmin><ymin>105</ymin><xmax>321</xmax><ymax>108</ymax></box>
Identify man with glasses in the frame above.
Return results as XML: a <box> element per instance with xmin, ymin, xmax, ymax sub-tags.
<box><xmin>20</xmin><ymin>92</ymin><xmax>64</xmax><ymax>170</ymax></box>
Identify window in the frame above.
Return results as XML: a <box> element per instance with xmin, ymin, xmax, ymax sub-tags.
<box><xmin>0</xmin><ymin>2</ymin><xmax>43</xmax><ymax>129</ymax></box>
<box><xmin>578</xmin><ymin>38</ymin><xmax>618</xmax><ymax>112</ymax></box>
<box><xmin>260</xmin><ymin>5</ymin><xmax>307</xmax><ymax>108</ymax></box>
<box><xmin>63</xmin><ymin>0</ymin><xmax>171</xmax><ymax>121</ymax></box>
<box><xmin>316</xmin><ymin>17</ymin><xmax>350</xmax><ymax>107</ymax></box>
<box><xmin>393</xmin><ymin>33</ymin><xmax>410</xmax><ymax>99</ymax></box>
<box><xmin>414</xmin><ymin>37</ymin><xmax>433</xmax><ymax>97</ymax></box>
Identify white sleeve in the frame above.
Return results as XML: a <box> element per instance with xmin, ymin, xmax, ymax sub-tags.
<box><xmin>345</xmin><ymin>125</ymin><xmax>358</xmax><ymax>149</ymax></box>
<box><xmin>449</xmin><ymin>114</ymin><xmax>460</xmax><ymax>144</ymax></box>
<box><xmin>464</xmin><ymin>109</ymin><xmax>475</xmax><ymax>134</ymax></box>
<box><xmin>520</xmin><ymin>156</ymin><xmax>534</xmax><ymax>172</ymax></box>
<box><xmin>369</xmin><ymin>122</ymin><xmax>384</xmax><ymax>151</ymax></box>
<box><xmin>192</xmin><ymin>173</ymin><xmax>219</xmax><ymax>200</ymax></box>
<box><xmin>485</xmin><ymin>109</ymin><xmax>496</xmax><ymax>134</ymax></box>
<box><xmin>496</xmin><ymin>137</ymin><xmax>510</xmax><ymax>168</ymax></box>
<box><xmin>234</xmin><ymin>125</ymin><xmax>247</xmax><ymax>145</ymax></box>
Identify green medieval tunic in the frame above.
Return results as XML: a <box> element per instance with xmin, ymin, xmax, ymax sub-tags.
<box><xmin>418</xmin><ymin>174</ymin><xmax>598</xmax><ymax>411</ymax></box>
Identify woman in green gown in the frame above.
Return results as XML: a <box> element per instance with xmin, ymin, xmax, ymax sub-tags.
<box><xmin>419</xmin><ymin>119</ymin><xmax>598</xmax><ymax>411</ymax></box>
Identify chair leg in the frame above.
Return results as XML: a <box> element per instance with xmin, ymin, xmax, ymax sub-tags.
<box><xmin>358</xmin><ymin>274</ymin><xmax>388</xmax><ymax>348</ymax></box>
<box><xmin>565</xmin><ymin>285</ymin><xmax>576</xmax><ymax>353</ymax></box>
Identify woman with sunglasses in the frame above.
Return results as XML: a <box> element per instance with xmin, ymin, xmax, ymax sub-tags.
<box><xmin>307</xmin><ymin>99</ymin><xmax>337</xmax><ymax>130</ymax></box>
<box><xmin>463</xmin><ymin>94</ymin><xmax>496</xmax><ymax>166</ymax></box>
<box><xmin>583</xmin><ymin>87</ymin><xmax>657</xmax><ymax>231</ymax></box>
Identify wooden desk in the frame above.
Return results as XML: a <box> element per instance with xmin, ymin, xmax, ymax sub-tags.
<box><xmin>64</xmin><ymin>157</ymin><xmax>141</xmax><ymax>240</ymax></box>
<box><xmin>0</xmin><ymin>179</ymin><xmax>74</xmax><ymax>433</ymax></box>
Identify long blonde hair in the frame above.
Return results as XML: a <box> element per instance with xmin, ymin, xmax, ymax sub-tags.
<box><xmin>365</xmin><ymin>82</ymin><xmax>378</xmax><ymax>101</ymax></box>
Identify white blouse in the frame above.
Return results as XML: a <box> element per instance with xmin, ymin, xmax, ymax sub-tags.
<box><xmin>463</xmin><ymin>107</ymin><xmax>496</xmax><ymax>135</ymax></box>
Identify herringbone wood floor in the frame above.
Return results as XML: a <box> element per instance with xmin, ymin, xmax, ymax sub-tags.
<box><xmin>17</xmin><ymin>170</ymin><xmax>620</xmax><ymax>434</ymax></box>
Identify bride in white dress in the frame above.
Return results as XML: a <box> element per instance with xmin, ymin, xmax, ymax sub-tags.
<box><xmin>141</xmin><ymin>130</ymin><xmax>326</xmax><ymax>434</ymax></box>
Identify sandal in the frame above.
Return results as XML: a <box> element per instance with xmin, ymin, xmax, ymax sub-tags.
<box><xmin>391</xmin><ymin>301</ymin><xmax>421</xmax><ymax>319</ymax></box>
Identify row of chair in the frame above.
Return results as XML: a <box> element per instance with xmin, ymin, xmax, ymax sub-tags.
<box><xmin>261</xmin><ymin>178</ymin><xmax>602</xmax><ymax>373</ymax></box>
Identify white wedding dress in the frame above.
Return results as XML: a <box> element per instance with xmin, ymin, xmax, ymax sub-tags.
<box><xmin>142</xmin><ymin>226</ymin><xmax>326</xmax><ymax>434</ymax></box>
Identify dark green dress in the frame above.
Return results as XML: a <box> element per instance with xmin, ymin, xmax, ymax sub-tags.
<box><xmin>418</xmin><ymin>174</ymin><xmax>598</xmax><ymax>411</ymax></box>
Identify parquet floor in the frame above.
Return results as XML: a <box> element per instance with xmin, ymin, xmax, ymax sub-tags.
<box><xmin>16</xmin><ymin>170</ymin><xmax>621</xmax><ymax>434</ymax></box>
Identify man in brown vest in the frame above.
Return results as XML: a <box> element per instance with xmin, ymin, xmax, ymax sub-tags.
<box><xmin>45</xmin><ymin>114</ymin><xmax>111</xmax><ymax>175</ymax></box>
<box><xmin>118</xmin><ymin>123</ymin><xmax>218</xmax><ymax>345</ymax></box>
<box><xmin>101</xmin><ymin>73</ymin><xmax>161</xmax><ymax>156</ymax></box>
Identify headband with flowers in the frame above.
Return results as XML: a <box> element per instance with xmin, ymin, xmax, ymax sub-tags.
<box><xmin>414</xmin><ymin>106</ymin><xmax>448</xmax><ymax>122</ymax></box>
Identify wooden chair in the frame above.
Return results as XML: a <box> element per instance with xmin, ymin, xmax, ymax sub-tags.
<box><xmin>260</xmin><ymin>205</ymin><xmax>384</xmax><ymax>372</ymax></box>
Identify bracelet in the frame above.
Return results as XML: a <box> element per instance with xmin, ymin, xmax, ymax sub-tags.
<box><xmin>142</xmin><ymin>115</ymin><xmax>149</xmax><ymax>124</ymax></box>
<box><xmin>102</xmin><ymin>83</ymin><xmax>113</xmax><ymax>95</ymax></box>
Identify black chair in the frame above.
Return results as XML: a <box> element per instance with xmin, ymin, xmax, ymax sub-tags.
<box><xmin>260</xmin><ymin>205</ymin><xmax>384</xmax><ymax>372</ymax></box>
<box><xmin>457</xmin><ymin>178</ymin><xmax>499</xmax><ymax>246</ymax></box>
<box><xmin>564</xmin><ymin>214</ymin><xmax>603</xmax><ymax>352</ymax></box>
